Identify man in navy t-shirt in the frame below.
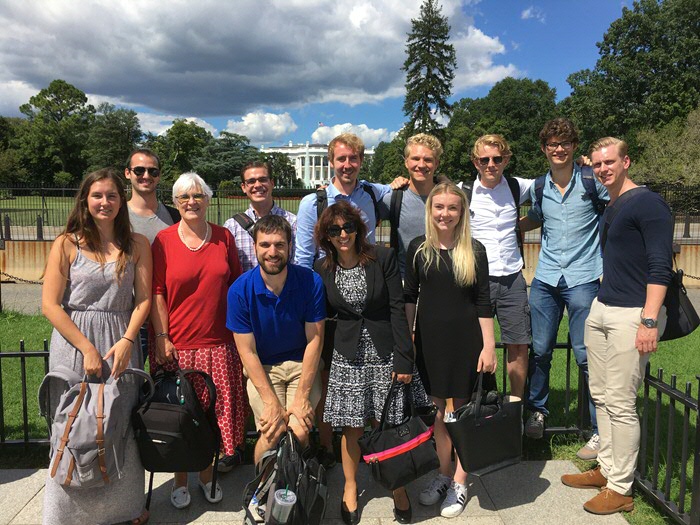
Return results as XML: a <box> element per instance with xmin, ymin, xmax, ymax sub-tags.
<box><xmin>227</xmin><ymin>215</ymin><xmax>326</xmax><ymax>463</ymax></box>
<box><xmin>561</xmin><ymin>137</ymin><xmax>673</xmax><ymax>515</ymax></box>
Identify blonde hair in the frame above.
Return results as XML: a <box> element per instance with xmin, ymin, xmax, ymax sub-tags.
<box><xmin>415</xmin><ymin>182</ymin><xmax>477</xmax><ymax>287</ymax></box>
<box><xmin>471</xmin><ymin>134</ymin><xmax>512</xmax><ymax>159</ymax></box>
<box><xmin>328</xmin><ymin>133</ymin><xmax>365</xmax><ymax>163</ymax></box>
<box><xmin>589</xmin><ymin>136</ymin><xmax>628</xmax><ymax>158</ymax></box>
<box><xmin>404</xmin><ymin>133</ymin><xmax>443</xmax><ymax>161</ymax></box>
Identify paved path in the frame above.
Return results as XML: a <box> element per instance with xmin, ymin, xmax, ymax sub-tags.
<box><xmin>1</xmin><ymin>461</ymin><xmax>626</xmax><ymax>525</ymax></box>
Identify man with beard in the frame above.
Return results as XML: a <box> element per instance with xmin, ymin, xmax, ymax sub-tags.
<box><xmin>227</xmin><ymin>215</ymin><xmax>326</xmax><ymax>462</ymax></box>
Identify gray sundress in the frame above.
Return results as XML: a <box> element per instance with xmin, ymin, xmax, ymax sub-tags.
<box><xmin>42</xmin><ymin>245</ymin><xmax>145</xmax><ymax>525</ymax></box>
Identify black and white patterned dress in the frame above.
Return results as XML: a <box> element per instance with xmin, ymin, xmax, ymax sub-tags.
<box><xmin>323</xmin><ymin>264</ymin><xmax>429</xmax><ymax>428</ymax></box>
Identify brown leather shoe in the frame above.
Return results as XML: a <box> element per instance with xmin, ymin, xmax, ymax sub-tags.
<box><xmin>584</xmin><ymin>488</ymin><xmax>634</xmax><ymax>514</ymax></box>
<box><xmin>561</xmin><ymin>466</ymin><xmax>607</xmax><ymax>488</ymax></box>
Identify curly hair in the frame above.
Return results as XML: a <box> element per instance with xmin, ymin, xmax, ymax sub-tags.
<box><xmin>539</xmin><ymin>117</ymin><xmax>579</xmax><ymax>147</ymax></box>
<box><xmin>314</xmin><ymin>201</ymin><xmax>375</xmax><ymax>272</ymax></box>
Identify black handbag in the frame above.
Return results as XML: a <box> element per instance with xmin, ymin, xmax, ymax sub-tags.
<box><xmin>358</xmin><ymin>377</ymin><xmax>439</xmax><ymax>491</ymax></box>
<box><xmin>660</xmin><ymin>268</ymin><xmax>700</xmax><ymax>341</ymax></box>
<box><xmin>445</xmin><ymin>372</ymin><xmax>522</xmax><ymax>476</ymax></box>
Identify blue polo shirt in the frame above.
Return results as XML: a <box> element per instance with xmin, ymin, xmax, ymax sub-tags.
<box><xmin>293</xmin><ymin>178</ymin><xmax>390</xmax><ymax>269</ymax></box>
<box><xmin>226</xmin><ymin>264</ymin><xmax>326</xmax><ymax>365</ymax></box>
<box><xmin>527</xmin><ymin>165</ymin><xmax>608</xmax><ymax>288</ymax></box>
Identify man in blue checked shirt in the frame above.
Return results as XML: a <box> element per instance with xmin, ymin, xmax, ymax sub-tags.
<box><xmin>521</xmin><ymin>118</ymin><xmax>608</xmax><ymax>461</ymax></box>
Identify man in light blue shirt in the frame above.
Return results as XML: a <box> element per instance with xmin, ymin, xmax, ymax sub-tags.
<box><xmin>522</xmin><ymin>118</ymin><xmax>608</xmax><ymax>461</ymax></box>
<box><xmin>294</xmin><ymin>133</ymin><xmax>391</xmax><ymax>269</ymax></box>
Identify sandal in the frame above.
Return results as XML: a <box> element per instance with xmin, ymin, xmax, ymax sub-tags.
<box><xmin>170</xmin><ymin>484</ymin><xmax>191</xmax><ymax>509</ymax></box>
<box><xmin>131</xmin><ymin>509</ymin><xmax>150</xmax><ymax>525</ymax></box>
<box><xmin>198</xmin><ymin>478</ymin><xmax>223</xmax><ymax>504</ymax></box>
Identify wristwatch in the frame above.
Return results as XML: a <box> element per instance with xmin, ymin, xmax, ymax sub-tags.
<box><xmin>640</xmin><ymin>317</ymin><xmax>658</xmax><ymax>329</ymax></box>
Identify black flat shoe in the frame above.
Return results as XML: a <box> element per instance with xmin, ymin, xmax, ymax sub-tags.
<box><xmin>393</xmin><ymin>493</ymin><xmax>412</xmax><ymax>524</ymax></box>
<box><xmin>341</xmin><ymin>500</ymin><xmax>360</xmax><ymax>525</ymax></box>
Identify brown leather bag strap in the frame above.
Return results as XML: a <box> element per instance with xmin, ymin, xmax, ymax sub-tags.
<box><xmin>96</xmin><ymin>382</ymin><xmax>109</xmax><ymax>483</ymax></box>
<box><xmin>51</xmin><ymin>381</ymin><xmax>88</xmax><ymax>479</ymax></box>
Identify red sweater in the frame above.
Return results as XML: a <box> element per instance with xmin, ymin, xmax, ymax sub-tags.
<box><xmin>152</xmin><ymin>223</ymin><xmax>242</xmax><ymax>349</ymax></box>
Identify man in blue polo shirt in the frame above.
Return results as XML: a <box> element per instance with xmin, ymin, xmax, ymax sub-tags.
<box><xmin>522</xmin><ymin>118</ymin><xmax>608</xmax><ymax>461</ymax></box>
<box><xmin>227</xmin><ymin>215</ymin><xmax>326</xmax><ymax>463</ymax></box>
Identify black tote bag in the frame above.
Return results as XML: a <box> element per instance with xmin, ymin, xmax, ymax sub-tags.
<box><xmin>358</xmin><ymin>377</ymin><xmax>439</xmax><ymax>490</ymax></box>
<box><xmin>445</xmin><ymin>372</ymin><xmax>522</xmax><ymax>476</ymax></box>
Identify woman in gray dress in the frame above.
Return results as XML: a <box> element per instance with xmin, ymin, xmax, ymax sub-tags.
<box><xmin>41</xmin><ymin>168</ymin><xmax>152</xmax><ymax>525</ymax></box>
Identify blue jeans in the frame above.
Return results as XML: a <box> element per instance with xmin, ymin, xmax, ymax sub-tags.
<box><xmin>527</xmin><ymin>276</ymin><xmax>599</xmax><ymax>433</ymax></box>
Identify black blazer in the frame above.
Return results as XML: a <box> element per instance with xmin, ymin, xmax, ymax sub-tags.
<box><xmin>314</xmin><ymin>246</ymin><xmax>413</xmax><ymax>374</ymax></box>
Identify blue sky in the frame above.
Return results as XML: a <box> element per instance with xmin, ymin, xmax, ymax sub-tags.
<box><xmin>0</xmin><ymin>0</ymin><xmax>630</xmax><ymax>148</ymax></box>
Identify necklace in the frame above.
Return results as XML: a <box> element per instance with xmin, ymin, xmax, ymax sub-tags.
<box><xmin>178</xmin><ymin>221</ymin><xmax>210</xmax><ymax>252</ymax></box>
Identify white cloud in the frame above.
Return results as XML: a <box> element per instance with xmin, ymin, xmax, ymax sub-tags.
<box><xmin>136</xmin><ymin>114</ymin><xmax>217</xmax><ymax>136</ymax></box>
<box><xmin>224</xmin><ymin>112</ymin><xmax>298</xmax><ymax>145</ymax></box>
<box><xmin>312</xmin><ymin>123</ymin><xmax>397</xmax><ymax>148</ymax></box>
<box><xmin>0</xmin><ymin>0</ymin><xmax>520</xmax><ymax>119</ymax></box>
<box><xmin>521</xmin><ymin>6</ymin><xmax>546</xmax><ymax>23</ymax></box>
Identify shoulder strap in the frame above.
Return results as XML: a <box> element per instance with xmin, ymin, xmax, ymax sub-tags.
<box><xmin>463</xmin><ymin>181</ymin><xmax>474</xmax><ymax>205</ymax></box>
<box><xmin>580</xmin><ymin>167</ymin><xmax>608</xmax><ymax>215</ymax></box>
<box><xmin>600</xmin><ymin>187</ymin><xmax>649</xmax><ymax>252</ymax></box>
<box><xmin>389</xmin><ymin>188</ymin><xmax>405</xmax><ymax>252</ymax></box>
<box><xmin>360</xmin><ymin>181</ymin><xmax>381</xmax><ymax>227</ymax></box>
<box><xmin>504</xmin><ymin>176</ymin><xmax>524</xmax><ymax>260</ymax></box>
<box><xmin>165</xmin><ymin>204</ymin><xmax>181</xmax><ymax>224</ymax></box>
<box><xmin>38</xmin><ymin>367</ymin><xmax>83</xmax><ymax>419</ymax></box>
<box><xmin>233</xmin><ymin>212</ymin><xmax>255</xmax><ymax>236</ymax></box>
<box><xmin>316</xmin><ymin>188</ymin><xmax>327</xmax><ymax>220</ymax></box>
<box><xmin>533</xmin><ymin>175</ymin><xmax>546</xmax><ymax>218</ymax></box>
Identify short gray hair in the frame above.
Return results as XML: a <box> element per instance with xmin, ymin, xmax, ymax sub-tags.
<box><xmin>172</xmin><ymin>172</ymin><xmax>213</xmax><ymax>202</ymax></box>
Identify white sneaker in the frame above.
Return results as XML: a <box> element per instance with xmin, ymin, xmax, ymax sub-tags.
<box><xmin>419</xmin><ymin>472</ymin><xmax>451</xmax><ymax>505</ymax></box>
<box><xmin>440</xmin><ymin>481</ymin><xmax>468</xmax><ymax>518</ymax></box>
<box><xmin>577</xmin><ymin>433</ymin><xmax>601</xmax><ymax>460</ymax></box>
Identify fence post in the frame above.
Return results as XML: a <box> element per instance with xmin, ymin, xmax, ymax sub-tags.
<box><xmin>684</xmin><ymin>213</ymin><xmax>692</xmax><ymax>239</ymax></box>
<box><xmin>36</xmin><ymin>214</ymin><xmax>44</xmax><ymax>241</ymax></box>
<box><xmin>3</xmin><ymin>214</ymin><xmax>10</xmax><ymax>240</ymax></box>
<box><xmin>690</xmin><ymin>376</ymin><xmax>700</xmax><ymax>524</ymax></box>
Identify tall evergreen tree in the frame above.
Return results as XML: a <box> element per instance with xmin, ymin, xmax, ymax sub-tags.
<box><xmin>402</xmin><ymin>0</ymin><xmax>456</xmax><ymax>137</ymax></box>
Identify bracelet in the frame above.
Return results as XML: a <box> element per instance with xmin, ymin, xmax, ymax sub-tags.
<box><xmin>155</xmin><ymin>332</ymin><xmax>169</xmax><ymax>339</ymax></box>
<box><xmin>122</xmin><ymin>336</ymin><xmax>135</xmax><ymax>344</ymax></box>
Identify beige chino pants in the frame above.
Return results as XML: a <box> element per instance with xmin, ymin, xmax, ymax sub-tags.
<box><xmin>585</xmin><ymin>298</ymin><xmax>666</xmax><ymax>495</ymax></box>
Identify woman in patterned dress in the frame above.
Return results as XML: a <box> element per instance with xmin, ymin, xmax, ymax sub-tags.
<box><xmin>149</xmin><ymin>172</ymin><xmax>246</xmax><ymax>509</ymax></box>
<box><xmin>42</xmin><ymin>169</ymin><xmax>152</xmax><ymax>525</ymax></box>
<box><xmin>313</xmin><ymin>201</ymin><xmax>429</xmax><ymax>525</ymax></box>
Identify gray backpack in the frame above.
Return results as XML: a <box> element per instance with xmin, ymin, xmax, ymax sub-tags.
<box><xmin>38</xmin><ymin>366</ymin><xmax>154</xmax><ymax>489</ymax></box>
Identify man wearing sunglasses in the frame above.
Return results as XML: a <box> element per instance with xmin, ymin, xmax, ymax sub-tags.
<box><xmin>224</xmin><ymin>160</ymin><xmax>297</xmax><ymax>273</ymax></box>
<box><xmin>464</xmin><ymin>134</ymin><xmax>533</xmax><ymax>402</ymax></box>
<box><xmin>522</xmin><ymin>118</ymin><xmax>608</xmax><ymax>461</ymax></box>
<box><xmin>125</xmin><ymin>148</ymin><xmax>180</xmax><ymax>244</ymax></box>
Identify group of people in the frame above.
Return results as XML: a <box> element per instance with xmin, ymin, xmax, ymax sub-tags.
<box><xmin>40</xmin><ymin>116</ymin><xmax>673</xmax><ymax>524</ymax></box>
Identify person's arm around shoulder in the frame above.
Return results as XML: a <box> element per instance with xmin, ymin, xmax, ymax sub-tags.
<box><xmin>105</xmin><ymin>233</ymin><xmax>152</xmax><ymax>377</ymax></box>
<box><xmin>42</xmin><ymin>234</ymin><xmax>103</xmax><ymax>377</ymax></box>
<box><xmin>381</xmin><ymin>247</ymin><xmax>413</xmax><ymax>383</ymax></box>
<box><xmin>293</xmin><ymin>195</ymin><xmax>317</xmax><ymax>269</ymax></box>
<box><xmin>521</xmin><ymin>181</ymin><xmax>543</xmax><ymax>232</ymax></box>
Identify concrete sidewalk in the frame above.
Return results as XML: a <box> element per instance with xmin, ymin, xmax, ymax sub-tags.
<box><xmin>1</xmin><ymin>462</ymin><xmax>626</xmax><ymax>525</ymax></box>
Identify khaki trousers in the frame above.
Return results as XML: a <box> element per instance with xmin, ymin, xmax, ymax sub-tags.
<box><xmin>585</xmin><ymin>298</ymin><xmax>666</xmax><ymax>495</ymax></box>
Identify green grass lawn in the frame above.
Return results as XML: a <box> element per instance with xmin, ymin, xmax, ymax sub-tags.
<box><xmin>1</xmin><ymin>310</ymin><xmax>697</xmax><ymax>523</ymax></box>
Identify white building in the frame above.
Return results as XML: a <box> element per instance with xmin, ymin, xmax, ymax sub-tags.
<box><xmin>260</xmin><ymin>141</ymin><xmax>375</xmax><ymax>188</ymax></box>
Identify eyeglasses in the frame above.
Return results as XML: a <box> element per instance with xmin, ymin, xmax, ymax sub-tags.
<box><xmin>175</xmin><ymin>193</ymin><xmax>206</xmax><ymax>204</ymax></box>
<box><xmin>128</xmin><ymin>166</ymin><xmax>161</xmax><ymax>177</ymax></box>
<box><xmin>243</xmin><ymin>176</ymin><xmax>271</xmax><ymax>186</ymax></box>
<box><xmin>476</xmin><ymin>155</ymin><xmax>508</xmax><ymax>167</ymax></box>
<box><xmin>327</xmin><ymin>222</ymin><xmax>357</xmax><ymax>238</ymax></box>
<box><xmin>545</xmin><ymin>141</ymin><xmax>574</xmax><ymax>151</ymax></box>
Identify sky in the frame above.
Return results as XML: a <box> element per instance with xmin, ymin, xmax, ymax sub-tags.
<box><xmin>0</xmin><ymin>0</ymin><xmax>631</xmax><ymax>148</ymax></box>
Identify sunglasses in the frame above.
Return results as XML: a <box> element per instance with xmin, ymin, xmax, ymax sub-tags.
<box><xmin>175</xmin><ymin>193</ymin><xmax>206</xmax><ymax>204</ymax></box>
<box><xmin>327</xmin><ymin>222</ymin><xmax>357</xmax><ymax>238</ymax></box>
<box><xmin>476</xmin><ymin>155</ymin><xmax>508</xmax><ymax>167</ymax></box>
<box><xmin>128</xmin><ymin>166</ymin><xmax>161</xmax><ymax>177</ymax></box>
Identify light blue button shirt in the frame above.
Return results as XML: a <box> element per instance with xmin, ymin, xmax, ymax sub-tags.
<box><xmin>527</xmin><ymin>165</ymin><xmax>608</xmax><ymax>288</ymax></box>
<box><xmin>293</xmin><ymin>178</ymin><xmax>390</xmax><ymax>269</ymax></box>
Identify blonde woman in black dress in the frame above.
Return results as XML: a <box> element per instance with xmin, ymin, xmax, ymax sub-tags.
<box><xmin>404</xmin><ymin>181</ymin><xmax>497</xmax><ymax>519</ymax></box>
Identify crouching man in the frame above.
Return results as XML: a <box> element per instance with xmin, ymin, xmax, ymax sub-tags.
<box><xmin>227</xmin><ymin>215</ymin><xmax>326</xmax><ymax>462</ymax></box>
<box><xmin>561</xmin><ymin>137</ymin><xmax>673</xmax><ymax>514</ymax></box>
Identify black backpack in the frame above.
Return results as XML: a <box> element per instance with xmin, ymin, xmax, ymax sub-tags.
<box><xmin>242</xmin><ymin>431</ymin><xmax>327</xmax><ymax>525</ymax></box>
<box><xmin>132</xmin><ymin>368</ymin><xmax>221</xmax><ymax>509</ymax></box>
<box><xmin>233</xmin><ymin>212</ymin><xmax>256</xmax><ymax>237</ymax></box>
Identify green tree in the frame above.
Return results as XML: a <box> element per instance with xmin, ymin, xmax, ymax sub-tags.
<box><xmin>18</xmin><ymin>79</ymin><xmax>95</xmax><ymax>183</ymax></box>
<box><xmin>0</xmin><ymin>117</ymin><xmax>28</xmax><ymax>184</ymax></box>
<box><xmin>561</xmin><ymin>0</ymin><xmax>700</xmax><ymax>150</ymax></box>
<box><xmin>368</xmin><ymin>138</ymin><xmax>406</xmax><ymax>184</ymax></box>
<box><xmin>191</xmin><ymin>131</ymin><xmax>257</xmax><ymax>189</ymax></box>
<box><xmin>443</xmin><ymin>77</ymin><xmax>557</xmax><ymax>179</ymax></box>
<box><xmin>152</xmin><ymin>119</ymin><xmax>213</xmax><ymax>182</ymax></box>
<box><xmin>402</xmin><ymin>0</ymin><xmax>456</xmax><ymax>137</ymax></box>
<box><xmin>263</xmin><ymin>151</ymin><xmax>301</xmax><ymax>188</ymax></box>
<box><xmin>83</xmin><ymin>103</ymin><xmax>142</xmax><ymax>173</ymax></box>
